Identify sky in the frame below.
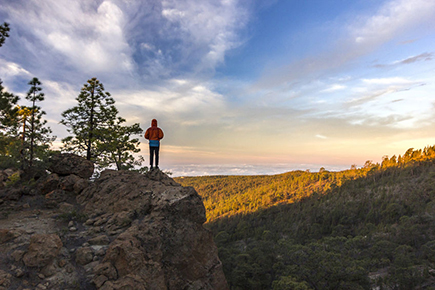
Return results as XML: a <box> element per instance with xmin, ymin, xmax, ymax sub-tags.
<box><xmin>0</xmin><ymin>0</ymin><xmax>434</xmax><ymax>176</ymax></box>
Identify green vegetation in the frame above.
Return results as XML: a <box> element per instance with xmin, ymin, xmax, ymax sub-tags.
<box><xmin>1</xmin><ymin>77</ymin><xmax>55</xmax><ymax>170</ymax></box>
<box><xmin>176</xmin><ymin>146</ymin><xmax>435</xmax><ymax>289</ymax></box>
<box><xmin>60</xmin><ymin>77</ymin><xmax>145</xmax><ymax>170</ymax></box>
<box><xmin>4</xmin><ymin>171</ymin><xmax>20</xmax><ymax>187</ymax></box>
<box><xmin>23</xmin><ymin>77</ymin><xmax>55</xmax><ymax>168</ymax></box>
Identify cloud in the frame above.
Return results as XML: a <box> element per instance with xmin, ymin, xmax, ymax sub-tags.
<box><xmin>1</xmin><ymin>0</ymin><xmax>250</xmax><ymax>86</ymax></box>
<box><xmin>115</xmin><ymin>79</ymin><xmax>226</xmax><ymax>116</ymax></box>
<box><xmin>119</xmin><ymin>0</ymin><xmax>250</xmax><ymax>82</ymax></box>
<box><xmin>160</xmin><ymin>0</ymin><xmax>249</xmax><ymax>71</ymax></box>
<box><xmin>0</xmin><ymin>0</ymin><xmax>136</xmax><ymax>89</ymax></box>
<box><xmin>345</xmin><ymin>77</ymin><xmax>423</xmax><ymax>107</ymax></box>
<box><xmin>351</xmin><ymin>0</ymin><xmax>435</xmax><ymax>45</ymax></box>
<box><xmin>374</xmin><ymin>52</ymin><xmax>433</xmax><ymax>68</ymax></box>
<box><xmin>400</xmin><ymin>53</ymin><xmax>433</xmax><ymax>64</ymax></box>
<box><xmin>321</xmin><ymin>84</ymin><xmax>346</xmax><ymax>93</ymax></box>
<box><xmin>400</xmin><ymin>39</ymin><xmax>417</xmax><ymax>44</ymax></box>
<box><xmin>0</xmin><ymin>60</ymin><xmax>31</xmax><ymax>79</ymax></box>
<box><xmin>362</xmin><ymin>77</ymin><xmax>415</xmax><ymax>85</ymax></box>
<box><xmin>254</xmin><ymin>0</ymin><xmax>435</xmax><ymax>90</ymax></box>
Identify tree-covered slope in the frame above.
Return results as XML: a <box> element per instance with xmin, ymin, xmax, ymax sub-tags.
<box><xmin>175</xmin><ymin>146</ymin><xmax>435</xmax><ymax>290</ymax></box>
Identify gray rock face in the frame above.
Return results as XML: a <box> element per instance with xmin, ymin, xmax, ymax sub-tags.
<box><xmin>0</xmin><ymin>164</ymin><xmax>228</xmax><ymax>290</ymax></box>
<box><xmin>48</xmin><ymin>153</ymin><xmax>94</xmax><ymax>178</ymax></box>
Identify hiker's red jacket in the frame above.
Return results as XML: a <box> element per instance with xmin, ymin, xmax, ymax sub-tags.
<box><xmin>144</xmin><ymin>119</ymin><xmax>164</xmax><ymax>141</ymax></box>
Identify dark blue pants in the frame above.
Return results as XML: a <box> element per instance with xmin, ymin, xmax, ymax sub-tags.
<box><xmin>149</xmin><ymin>146</ymin><xmax>159</xmax><ymax>167</ymax></box>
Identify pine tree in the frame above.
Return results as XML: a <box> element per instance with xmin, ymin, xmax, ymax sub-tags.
<box><xmin>96</xmin><ymin>117</ymin><xmax>144</xmax><ymax>170</ymax></box>
<box><xmin>60</xmin><ymin>77</ymin><xmax>118</xmax><ymax>161</ymax></box>
<box><xmin>22</xmin><ymin>78</ymin><xmax>54</xmax><ymax>168</ymax></box>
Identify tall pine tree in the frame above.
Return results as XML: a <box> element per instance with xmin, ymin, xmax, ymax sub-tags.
<box><xmin>61</xmin><ymin>77</ymin><xmax>118</xmax><ymax>161</ymax></box>
<box><xmin>22</xmin><ymin>78</ymin><xmax>54</xmax><ymax>168</ymax></box>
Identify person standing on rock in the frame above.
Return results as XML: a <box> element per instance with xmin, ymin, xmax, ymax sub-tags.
<box><xmin>144</xmin><ymin>119</ymin><xmax>164</xmax><ymax>170</ymax></box>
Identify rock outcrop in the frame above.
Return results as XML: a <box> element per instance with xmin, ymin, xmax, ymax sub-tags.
<box><xmin>0</xmin><ymin>154</ymin><xmax>228</xmax><ymax>290</ymax></box>
<box><xmin>49</xmin><ymin>152</ymin><xmax>94</xmax><ymax>179</ymax></box>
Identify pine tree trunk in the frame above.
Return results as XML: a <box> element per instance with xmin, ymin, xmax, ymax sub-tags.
<box><xmin>29</xmin><ymin>98</ymin><xmax>36</xmax><ymax>167</ymax></box>
<box><xmin>87</xmin><ymin>86</ymin><xmax>95</xmax><ymax>161</ymax></box>
<box><xmin>21</xmin><ymin>118</ymin><xmax>26</xmax><ymax>170</ymax></box>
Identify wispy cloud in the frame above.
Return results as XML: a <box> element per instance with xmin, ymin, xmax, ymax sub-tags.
<box><xmin>321</xmin><ymin>84</ymin><xmax>346</xmax><ymax>93</ymax></box>
<box><xmin>346</xmin><ymin>88</ymin><xmax>398</xmax><ymax>106</ymax></box>
<box><xmin>1</xmin><ymin>0</ymin><xmax>250</xmax><ymax>86</ymax></box>
<box><xmin>344</xmin><ymin>77</ymin><xmax>425</xmax><ymax>108</ymax></box>
<box><xmin>254</xmin><ymin>0</ymin><xmax>435</xmax><ymax>90</ymax></box>
<box><xmin>161</xmin><ymin>0</ymin><xmax>248</xmax><ymax>71</ymax></box>
<box><xmin>362</xmin><ymin>77</ymin><xmax>415</xmax><ymax>85</ymax></box>
<box><xmin>374</xmin><ymin>52</ymin><xmax>433</xmax><ymax>68</ymax></box>
<box><xmin>5</xmin><ymin>1</ymin><xmax>131</xmax><ymax>74</ymax></box>
<box><xmin>115</xmin><ymin>80</ymin><xmax>226</xmax><ymax>116</ymax></box>
<box><xmin>0</xmin><ymin>60</ymin><xmax>31</xmax><ymax>78</ymax></box>
<box><xmin>351</xmin><ymin>0</ymin><xmax>435</xmax><ymax>45</ymax></box>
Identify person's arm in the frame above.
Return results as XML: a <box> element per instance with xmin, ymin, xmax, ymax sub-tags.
<box><xmin>159</xmin><ymin>129</ymin><xmax>164</xmax><ymax>140</ymax></box>
<box><xmin>144</xmin><ymin>129</ymin><xmax>150</xmax><ymax>140</ymax></box>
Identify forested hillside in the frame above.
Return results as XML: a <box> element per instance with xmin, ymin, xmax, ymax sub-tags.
<box><xmin>175</xmin><ymin>146</ymin><xmax>435</xmax><ymax>289</ymax></box>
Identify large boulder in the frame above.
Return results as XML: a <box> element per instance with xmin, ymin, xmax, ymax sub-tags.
<box><xmin>79</xmin><ymin>169</ymin><xmax>228</xmax><ymax>290</ymax></box>
<box><xmin>48</xmin><ymin>153</ymin><xmax>94</xmax><ymax>178</ymax></box>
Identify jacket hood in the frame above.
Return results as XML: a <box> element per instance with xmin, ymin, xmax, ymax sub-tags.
<box><xmin>151</xmin><ymin>119</ymin><xmax>158</xmax><ymax>127</ymax></box>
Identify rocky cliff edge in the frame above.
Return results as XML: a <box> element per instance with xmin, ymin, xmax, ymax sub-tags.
<box><xmin>0</xmin><ymin>153</ymin><xmax>228</xmax><ymax>290</ymax></box>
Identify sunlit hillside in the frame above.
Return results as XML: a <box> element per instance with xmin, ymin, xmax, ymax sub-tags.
<box><xmin>175</xmin><ymin>146</ymin><xmax>435</xmax><ymax>223</ymax></box>
<box><xmin>176</xmin><ymin>169</ymin><xmax>364</xmax><ymax>222</ymax></box>
<box><xmin>176</xmin><ymin>146</ymin><xmax>435</xmax><ymax>290</ymax></box>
